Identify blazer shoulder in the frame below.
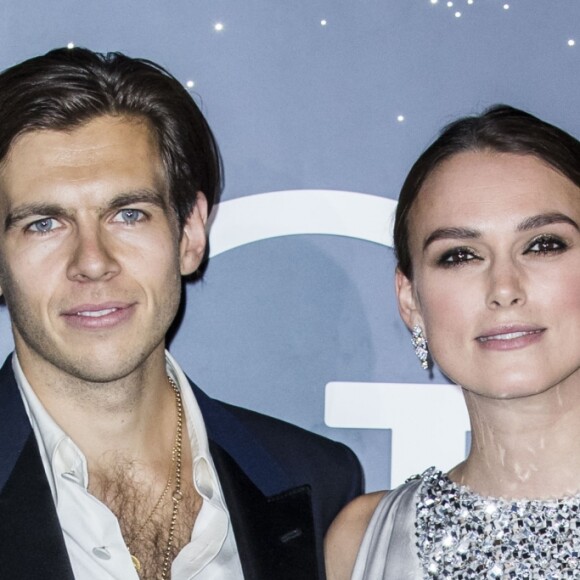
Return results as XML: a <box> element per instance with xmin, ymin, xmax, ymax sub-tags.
<box><xmin>221</xmin><ymin>400</ymin><xmax>361</xmax><ymax>472</ymax></box>
<box><xmin>192</xmin><ymin>381</ymin><xmax>363</xmax><ymax>539</ymax></box>
<box><xmin>218</xmin><ymin>400</ymin><xmax>364</xmax><ymax>528</ymax></box>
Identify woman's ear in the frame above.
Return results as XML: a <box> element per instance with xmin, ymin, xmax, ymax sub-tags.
<box><xmin>395</xmin><ymin>267</ymin><xmax>422</xmax><ymax>330</ymax></box>
<box><xmin>179</xmin><ymin>191</ymin><xmax>208</xmax><ymax>276</ymax></box>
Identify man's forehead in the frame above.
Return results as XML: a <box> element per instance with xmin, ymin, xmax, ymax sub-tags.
<box><xmin>0</xmin><ymin>116</ymin><xmax>166</xmax><ymax>196</ymax></box>
<box><xmin>2</xmin><ymin>115</ymin><xmax>161</xmax><ymax>172</ymax></box>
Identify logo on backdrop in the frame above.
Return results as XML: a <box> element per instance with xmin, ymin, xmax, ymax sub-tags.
<box><xmin>209</xmin><ymin>190</ymin><xmax>470</xmax><ymax>486</ymax></box>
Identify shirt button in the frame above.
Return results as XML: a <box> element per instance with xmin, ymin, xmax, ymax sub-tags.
<box><xmin>61</xmin><ymin>470</ymin><xmax>80</xmax><ymax>483</ymax></box>
<box><xmin>92</xmin><ymin>546</ymin><xmax>112</xmax><ymax>560</ymax></box>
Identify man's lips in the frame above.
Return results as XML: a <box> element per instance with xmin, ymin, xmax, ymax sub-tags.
<box><xmin>62</xmin><ymin>302</ymin><xmax>132</xmax><ymax>315</ymax></box>
<box><xmin>75</xmin><ymin>307</ymin><xmax>119</xmax><ymax>318</ymax></box>
<box><xmin>61</xmin><ymin>303</ymin><xmax>136</xmax><ymax>328</ymax></box>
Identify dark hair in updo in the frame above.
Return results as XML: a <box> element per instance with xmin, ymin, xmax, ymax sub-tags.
<box><xmin>394</xmin><ymin>104</ymin><xmax>580</xmax><ymax>279</ymax></box>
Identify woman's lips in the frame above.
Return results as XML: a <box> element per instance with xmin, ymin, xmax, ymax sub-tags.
<box><xmin>476</xmin><ymin>326</ymin><xmax>545</xmax><ymax>351</ymax></box>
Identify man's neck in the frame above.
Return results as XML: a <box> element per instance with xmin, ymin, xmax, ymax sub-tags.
<box><xmin>16</xmin><ymin>344</ymin><xmax>176</xmax><ymax>468</ymax></box>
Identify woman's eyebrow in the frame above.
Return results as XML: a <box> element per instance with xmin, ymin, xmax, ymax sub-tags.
<box><xmin>423</xmin><ymin>227</ymin><xmax>480</xmax><ymax>252</ymax></box>
<box><xmin>422</xmin><ymin>212</ymin><xmax>579</xmax><ymax>252</ymax></box>
<box><xmin>516</xmin><ymin>212</ymin><xmax>579</xmax><ymax>232</ymax></box>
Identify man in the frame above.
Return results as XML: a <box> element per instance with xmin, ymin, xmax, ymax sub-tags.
<box><xmin>0</xmin><ymin>48</ymin><xmax>362</xmax><ymax>580</ymax></box>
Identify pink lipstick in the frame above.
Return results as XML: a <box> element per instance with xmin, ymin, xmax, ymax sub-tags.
<box><xmin>476</xmin><ymin>325</ymin><xmax>545</xmax><ymax>351</ymax></box>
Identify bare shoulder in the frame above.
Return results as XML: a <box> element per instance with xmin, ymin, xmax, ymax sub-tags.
<box><xmin>324</xmin><ymin>491</ymin><xmax>387</xmax><ymax>580</ymax></box>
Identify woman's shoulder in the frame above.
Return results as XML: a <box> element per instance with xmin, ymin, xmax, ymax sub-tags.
<box><xmin>324</xmin><ymin>491</ymin><xmax>387</xmax><ymax>580</ymax></box>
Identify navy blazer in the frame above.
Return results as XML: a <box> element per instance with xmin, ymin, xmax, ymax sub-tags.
<box><xmin>0</xmin><ymin>356</ymin><xmax>363</xmax><ymax>579</ymax></box>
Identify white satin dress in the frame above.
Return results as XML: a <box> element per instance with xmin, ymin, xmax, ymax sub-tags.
<box><xmin>351</xmin><ymin>478</ymin><xmax>423</xmax><ymax>579</ymax></box>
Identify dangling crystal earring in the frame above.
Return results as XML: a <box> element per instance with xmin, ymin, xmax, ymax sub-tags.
<box><xmin>411</xmin><ymin>325</ymin><xmax>429</xmax><ymax>370</ymax></box>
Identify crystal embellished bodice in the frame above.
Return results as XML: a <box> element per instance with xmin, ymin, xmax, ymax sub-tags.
<box><xmin>415</xmin><ymin>467</ymin><xmax>580</xmax><ymax>578</ymax></box>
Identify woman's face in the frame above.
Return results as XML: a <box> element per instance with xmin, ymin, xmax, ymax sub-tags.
<box><xmin>397</xmin><ymin>150</ymin><xmax>580</xmax><ymax>399</ymax></box>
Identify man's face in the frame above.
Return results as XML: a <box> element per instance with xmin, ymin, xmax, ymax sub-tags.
<box><xmin>0</xmin><ymin>115</ymin><xmax>206</xmax><ymax>386</ymax></box>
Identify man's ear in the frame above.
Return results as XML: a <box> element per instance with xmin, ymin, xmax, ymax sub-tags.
<box><xmin>179</xmin><ymin>191</ymin><xmax>208</xmax><ymax>276</ymax></box>
<box><xmin>395</xmin><ymin>267</ymin><xmax>422</xmax><ymax>330</ymax></box>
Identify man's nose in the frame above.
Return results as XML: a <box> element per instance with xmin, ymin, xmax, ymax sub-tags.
<box><xmin>66</xmin><ymin>227</ymin><xmax>121</xmax><ymax>283</ymax></box>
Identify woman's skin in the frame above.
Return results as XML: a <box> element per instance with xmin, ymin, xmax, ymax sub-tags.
<box><xmin>324</xmin><ymin>150</ymin><xmax>580</xmax><ymax>580</ymax></box>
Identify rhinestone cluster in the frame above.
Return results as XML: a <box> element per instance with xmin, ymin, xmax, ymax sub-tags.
<box><xmin>411</xmin><ymin>325</ymin><xmax>429</xmax><ymax>370</ymax></box>
<box><xmin>414</xmin><ymin>467</ymin><xmax>580</xmax><ymax>578</ymax></box>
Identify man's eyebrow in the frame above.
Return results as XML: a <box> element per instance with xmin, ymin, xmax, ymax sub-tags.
<box><xmin>5</xmin><ymin>204</ymin><xmax>71</xmax><ymax>231</ymax></box>
<box><xmin>423</xmin><ymin>227</ymin><xmax>480</xmax><ymax>252</ymax></box>
<box><xmin>106</xmin><ymin>189</ymin><xmax>168</xmax><ymax>212</ymax></box>
<box><xmin>4</xmin><ymin>189</ymin><xmax>168</xmax><ymax>231</ymax></box>
<box><xmin>516</xmin><ymin>212</ymin><xmax>579</xmax><ymax>232</ymax></box>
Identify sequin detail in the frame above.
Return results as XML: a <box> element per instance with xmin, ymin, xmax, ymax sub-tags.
<box><xmin>415</xmin><ymin>467</ymin><xmax>580</xmax><ymax>578</ymax></box>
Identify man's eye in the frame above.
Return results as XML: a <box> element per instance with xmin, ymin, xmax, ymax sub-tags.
<box><xmin>27</xmin><ymin>218</ymin><xmax>56</xmax><ymax>233</ymax></box>
<box><xmin>525</xmin><ymin>234</ymin><xmax>567</xmax><ymax>254</ymax></box>
<box><xmin>114</xmin><ymin>209</ymin><xmax>145</xmax><ymax>224</ymax></box>
<box><xmin>438</xmin><ymin>247</ymin><xmax>480</xmax><ymax>267</ymax></box>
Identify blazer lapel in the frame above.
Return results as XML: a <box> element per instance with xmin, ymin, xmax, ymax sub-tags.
<box><xmin>0</xmin><ymin>355</ymin><xmax>31</xmax><ymax>490</ymax></box>
<box><xmin>193</xmin><ymin>384</ymin><xmax>292</xmax><ymax>496</ymax></box>
<box><xmin>210</xmin><ymin>441</ymin><xmax>319</xmax><ymax>580</ymax></box>
<box><xmin>0</xmin><ymin>432</ymin><xmax>74</xmax><ymax>579</ymax></box>
<box><xmin>0</xmin><ymin>356</ymin><xmax>74</xmax><ymax>579</ymax></box>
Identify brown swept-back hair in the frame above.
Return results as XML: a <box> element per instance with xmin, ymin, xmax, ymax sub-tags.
<box><xmin>0</xmin><ymin>47</ymin><xmax>223</xmax><ymax>230</ymax></box>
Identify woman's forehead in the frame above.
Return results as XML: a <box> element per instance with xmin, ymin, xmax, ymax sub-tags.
<box><xmin>409</xmin><ymin>151</ymin><xmax>580</xmax><ymax>238</ymax></box>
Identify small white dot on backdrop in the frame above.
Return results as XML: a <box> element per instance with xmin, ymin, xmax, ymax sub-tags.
<box><xmin>455</xmin><ymin>11</ymin><xmax>461</xmax><ymax>17</ymax></box>
<box><xmin>67</xmin><ymin>42</ymin><xmax>75</xmax><ymax>49</ymax></box>
<box><xmin>568</xmin><ymin>39</ymin><xmax>576</xmax><ymax>47</ymax></box>
<box><xmin>320</xmin><ymin>19</ymin><xmax>327</xmax><ymax>26</ymax></box>
<box><xmin>430</xmin><ymin>0</ymin><xmax>438</xmax><ymax>4</ymax></box>
<box><xmin>186</xmin><ymin>80</ymin><xmax>195</xmax><ymax>88</ymax></box>
<box><xmin>397</xmin><ymin>115</ymin><xmax>405</xmax><ymax>122</ymax></box>
<box><xmin>447</xmin><ymin>1</ymin><xmax>453</xmax><ymax>7</ymax></box>
<box><xmin>503</xmin><ymin>4</ymin><xmax>509</xmax><ymax>9</ymax></box>
<box><xmin>467</xmin><ymin>0</ymin><xmax>474</xmax><ymax>4</ymax></box>
<box><xmin>214</xmin><ymin>22</ymin><xmax>224</xmax><ymax>31</ymax></box>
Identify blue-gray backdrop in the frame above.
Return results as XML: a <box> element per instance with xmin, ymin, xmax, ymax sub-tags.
<box><xmin>0</xmin><ymin>0</ymin><xmax>579</xmax><ymax>491</ymax></box>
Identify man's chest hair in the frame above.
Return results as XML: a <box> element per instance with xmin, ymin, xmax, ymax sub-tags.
<box><xmin>89</xmin><ymin>462</ymin><xmax>200</xmax><ymax>579</ymax></box>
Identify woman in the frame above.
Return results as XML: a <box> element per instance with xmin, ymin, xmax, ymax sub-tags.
<box><xmin>325</xmin><ymin>105</ymin><xmax>580</xmax><ymax>579</ymax></box>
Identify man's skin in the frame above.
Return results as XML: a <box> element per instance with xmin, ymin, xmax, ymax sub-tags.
<box><xmin>0</xmin><ymin>113</ymin><xmax>208</xmax><ymax>576</ymax></box>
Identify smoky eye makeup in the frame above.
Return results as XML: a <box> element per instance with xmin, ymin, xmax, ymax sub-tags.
<box><xmin>436</xmin><ymin>246</ymin><xmax>482</xmax><ymax>267</ymax></box>
<box><xmin>523</xmin><ymin>233</ymin><xmax>569</xmax><ymax>255</ymax></box>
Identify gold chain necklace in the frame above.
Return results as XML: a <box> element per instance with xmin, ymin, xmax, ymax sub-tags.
<box><xmin>161</xmin><ymin>376</ymin><xmax>184</xmax><ymax>580</ymax></box>
<box><xmin>129</xmin><ymin>376</ymin><xmax>184</xmax><ymax>579</ymax></box>
<box><xmin>129</xmin><ymin>467</ymin><xmax>173</xmax><ymax>566</ymax></box>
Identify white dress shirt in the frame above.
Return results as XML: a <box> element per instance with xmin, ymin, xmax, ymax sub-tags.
<box><xmin>15</xmin><ymin>352</ymin><xmax>244</xmax><ymax>579</ymax></box>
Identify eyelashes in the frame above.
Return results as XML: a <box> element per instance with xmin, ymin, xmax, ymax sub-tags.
<box><xmin>437</xmin><ymin>247</ymin><xmax>481</xmax><ymax>267</ymax></box>
<box><xmin>435</xmin><ymin>234</ymin><xmax>569</xmax><ymax>268</ymax></box>
<box><xmin>111</xmin><ymin>208</ymin><xmax>148</xmax><ymax>225</ymax></box>
<box><xmin>23</xmin><ymin>208</ymin><xmax>149</xmax><ymax>236</ymax></box>
<box><xmin>524</xmin><ymin>233</ymin><xmax>568</xmax><ymax>254</ymax></box>
<box><xmin>26</xmin><ymin>217</ymin><xmax>59</xmax><ymax>235</ymax></box>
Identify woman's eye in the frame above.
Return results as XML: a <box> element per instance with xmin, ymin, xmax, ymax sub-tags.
<box><xmin>27</xmin><ymin>218</ymin><xmax>56</xmax><ymax>233</ymax></box>
<box><xmin>525</xmin><ymin>235</ymin><xmax>567</xmax><ymax>254</ymax></box>
<box><xmin>438</xmin><ymin>247</ymin><xmax>480</xmax><ymax>267</ymax></box>
<box><xmin>114</xmin><ymin>209</ymin><xmax>145</xmax><ymax>224</ymax></box>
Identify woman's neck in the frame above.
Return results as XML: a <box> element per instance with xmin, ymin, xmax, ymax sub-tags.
<box><xmin>448</xmin><ymin>376</ymin><xmax>580</xmax><ymax>500</ymax></box>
